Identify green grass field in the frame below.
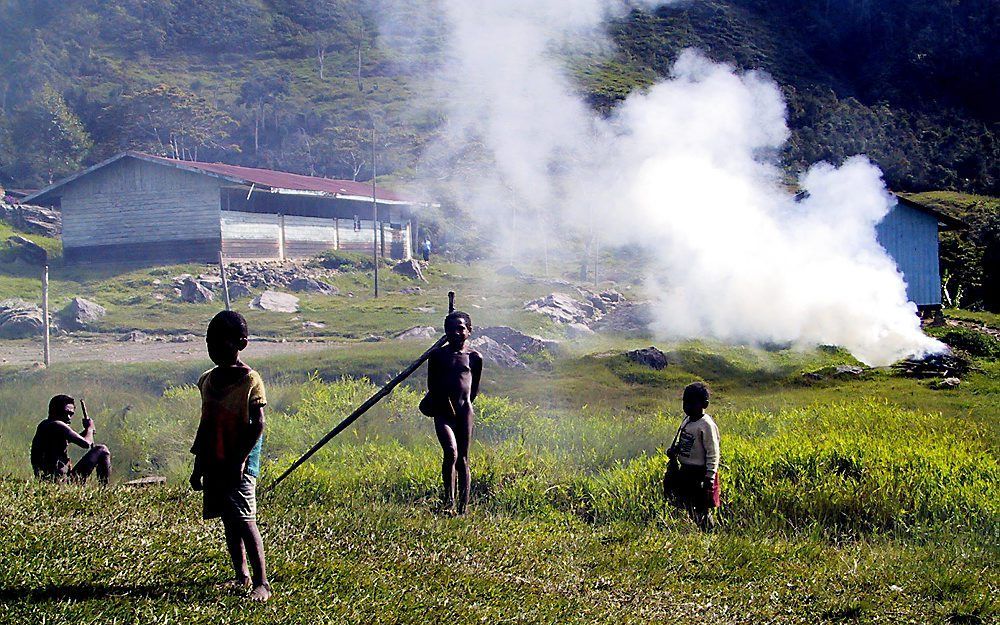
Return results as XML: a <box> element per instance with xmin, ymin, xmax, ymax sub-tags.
<box><xmin>0</xmin><ymin>336</ymin><xmax>996</xmax><ymax>624</ymax></box>
<box><xmin>1</xmin><ymin>226</ymin><xmax>998</xmax><ymax>623</ymax></box>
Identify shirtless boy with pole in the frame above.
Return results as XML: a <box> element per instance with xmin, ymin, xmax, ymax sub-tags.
<box><xmin>425</xmin><ymin>310</ymin><xmax>482</xmax><ymax>515</ymax></box>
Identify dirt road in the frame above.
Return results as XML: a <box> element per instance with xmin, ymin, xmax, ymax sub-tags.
<box><xmin>0</xmin><ymin>335</ymin><xmax>338</xmax><ymax>367</ymax></box>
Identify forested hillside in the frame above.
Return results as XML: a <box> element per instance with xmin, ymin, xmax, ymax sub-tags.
<box><xmin>0</xmin><ymin>0</ymin><xmax>996</xmax><ymax>195</ymax></box>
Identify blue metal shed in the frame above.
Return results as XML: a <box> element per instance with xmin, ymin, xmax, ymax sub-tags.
<box><xmin>875</xmin><ymin>196</ymin><xmax>964</xmax><ymax>308</ymax></box>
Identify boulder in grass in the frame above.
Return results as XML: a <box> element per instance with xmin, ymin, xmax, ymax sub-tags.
<box><xmin>566</xmin><ymin>323</ymin><xmax>595</xmax><ymax>339</ymax></box>
<box><xmin>523</xmin><ymin>293</ymin><xmax>594</xmax><ymax>324</ymax></box>
<box><xmin>391</xmin><ymin>259</ymin><xmax>427</xmax><ymax>282</ymax></box>
<box><xmin>396</xmin><ymin>326</ymin><xmax>437</xmax><ymax>341</ymax></box>
<box><xmin>626</xmin><ymin>346</ymin><xmax>669</xmax><ymax>370</ymax></box>
<box><xmin>0</xmin><ymin>298</ymin><xmax>44</xmax><ymax>338</ymax></box>
<box><xmin>469</xmin><ymin>336</ymin><xmax>526</xmax><ymax>369</ymax></box>
<box><xmin>249</xmin><ymin>290</ymin><xmax>299</xmax><ymax>313</ymax></box>
<box><xmin>227</xmin><ymin>282</ymin><xmax>253</xmax><ymax>301</ymax></box>
<box><xmin>478</xmin><ymin>326</ymin><xmax>557</xmax><ymax>356</ymax></box>
<box><xmin>289</xmin><ymin>277</ymin><xmax>338</xmax><ymax>295</ymax></box>
<box><xmin>57</xmin><ymin>297</ymin><xmax>106</xmax><ymax>331</ymax></box>
<box><xmin>180</xmin><ymin>277</ymin><xmax>214</xmax><ymax>303</ymax></box>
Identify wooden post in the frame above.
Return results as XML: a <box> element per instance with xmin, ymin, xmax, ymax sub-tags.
<box><xmin>42</xmin><ymin>264</ymin><xmax>50</xmax><ymax>367</ymax></box>
<box><xmin>372</xmin><ymin>124</ymin><xmax>379</xmax><ymax>298</ymax></box>
<box><xmin>219</xmin><ymin>251</ymin><xmax>231</xmax><ymax>311</ymax></box>
<box><xmin>279</xmin><ymin>213</ymin><xmax>287</xmax><ymax>261</ymax></box>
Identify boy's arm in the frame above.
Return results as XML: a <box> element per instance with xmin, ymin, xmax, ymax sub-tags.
<box><xmin>234</xmin><ymin>405</ymin><xmax>265</xmax><ymax>465</ymax></box>
<box><xmin>56</xmin><ymin>421</ymin><xmax>93</xmax><ymax>449</ymax></box>
<box><xmin>703</xmin><ymin>420</ymin><xmax>720</xmax><ymax>482</ymax></box>
<box><xmin>470</xmin><ymin>352</ymin><xmax>483</xmax><ymax>402</ymax></box>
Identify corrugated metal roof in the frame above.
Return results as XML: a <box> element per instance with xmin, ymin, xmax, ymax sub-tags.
<box><xmin>139</xmin><ymin>153</ymin><xmax>409</xmax><ymax>202</ymax></box>
<box><xmin>23</xmin><ymin>151</ymin><xmax>415</xmax><ymax>205</ymax></box>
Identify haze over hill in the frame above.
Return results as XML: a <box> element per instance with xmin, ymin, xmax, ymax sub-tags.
<box><xmin>0</xmin><ymin>0</ymin><xmax>996</xmax><ymax>196</ymax></box>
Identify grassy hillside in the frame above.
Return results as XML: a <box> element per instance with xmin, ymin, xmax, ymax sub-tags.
<box><xmin>0</xmin><ymin>0</ymin><xmax>996</xmax><ymax>196</ymax></box>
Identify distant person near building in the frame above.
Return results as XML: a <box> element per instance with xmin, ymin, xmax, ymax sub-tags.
<box><xmin>31</xmin><ymin>395</ymin><xmax>112</xmax><ymax>485</ymax></box>
<box><xmin>422</xmin><ymin>238</ymin><xmax>432</xmax><ymax>262</ymax></box>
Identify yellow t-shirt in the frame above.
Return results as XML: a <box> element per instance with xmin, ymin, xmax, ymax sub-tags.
<box><xmin>193</xmin><ymin>367</ymin><xmax>267</xmax><ymax>477</ymax></box>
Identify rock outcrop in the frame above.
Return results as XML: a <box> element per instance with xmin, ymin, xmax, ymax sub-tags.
<box><xmin>469</xmin><ymin>336</ymin><xmax>527</xmax><ymax>369</ymax></box>
<box><xmin>0</xmin><ymin>202</ymin><xmax>61</xmax><ymax>237</ymax></box>
<box><xmin>0</xmin><ymin>299</ymin><xmax>44</xmax><ymax>338</ymax></box>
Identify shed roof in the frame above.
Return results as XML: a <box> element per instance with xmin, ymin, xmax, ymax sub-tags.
<box><xmin>894</xmin><ymin>195</ymin><xmax>966</xmax><ymax>231</ymax></box>
<box><xmin>23</xmin><ymin>151</ymin><xmax>415</xmax><ymax>205</ymax></box>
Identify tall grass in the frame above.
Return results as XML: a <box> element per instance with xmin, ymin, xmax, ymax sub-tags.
<box><xmin>1</xmin><ymin>366</ymin><xmax>996</xmax><ymax>538</ymax></box>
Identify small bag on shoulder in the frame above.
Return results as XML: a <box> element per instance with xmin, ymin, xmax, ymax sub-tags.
<box><xmin>418</xmin><ymin>392</ymin><xmax>435</xmax><ymax>417</ymax></box>
<box><xmin>662</xmin><ymin>421</ymin><xmax>686</xmax><ymax>505</ymax></box>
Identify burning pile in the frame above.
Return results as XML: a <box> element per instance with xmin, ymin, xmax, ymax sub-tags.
<box><xmin>892</xmin><ymin>352</ymin><xmax>971</xmax><ymax>378</ymax></box>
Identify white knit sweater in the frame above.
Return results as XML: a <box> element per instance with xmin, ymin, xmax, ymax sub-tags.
<box><xmin>675</xmin><ymin>414</ymin><xmax>720</xmax><ymax>479</ymax></box>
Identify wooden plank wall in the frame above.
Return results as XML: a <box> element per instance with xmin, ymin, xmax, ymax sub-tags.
<box><xmin>221</xmin><ymin>211</ymin><xmax>411</xmax><ymax>260</ymax></box>
<box><xmin>61</xmin><ymin>157</ymin><xmax>222</xmax><ymax>263</ymax></box>
<box><xmin>221</xmin><ymin>211</ymin><xmax>281</xmax><ymax>259</ymax></box>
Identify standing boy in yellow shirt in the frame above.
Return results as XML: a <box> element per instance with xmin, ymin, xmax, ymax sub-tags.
<box><xmin>190</xmin><ymin>311</ymin><xmax>271</xmax><ymax>601</ymax></box>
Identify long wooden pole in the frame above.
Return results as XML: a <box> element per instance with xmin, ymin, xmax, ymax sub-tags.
<box><xmin>265</xmin><ymin>292</ymin><xmax>456</xmax><ymax>493</ymax></box>
<box><xmin>218</xmin><ymin>251</ymin><xmax>231</xmax><ymax>311</ymax></box>
<box><xmin>42</xmin><ymin>264</ymin><xmax>50</xmax><ymax>367</ymax></box>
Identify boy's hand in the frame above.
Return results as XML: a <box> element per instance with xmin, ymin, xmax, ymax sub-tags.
<box><xmin>82</xmin><ymin>416</ymin><xmax>94</xmax><ymax>429</ymax></box>
<box><xmin>190</xmin><ymin>471</ymin><xmax>203</xmax><ymax>491</ymax></box>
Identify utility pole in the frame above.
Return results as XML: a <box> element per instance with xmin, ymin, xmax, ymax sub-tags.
<box><xmin>359</xmin><ymin>25</ymin><xmax>379</xmax><ymax>298</ymax></box>
<box><xmin>42</xmin><ymin>264</ymin><xmax>50</xmax><ymax>367</ymax></box>
<box><xmin>372</xmin><ymin>122</ymin><xmax>379</xmax><ymax>298</ymax></box>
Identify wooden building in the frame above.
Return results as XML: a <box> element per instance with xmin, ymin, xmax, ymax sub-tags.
<box><xmin>23</xmin><ymin>151</ymin><xmax>423</xmax><ymax>264</ymax></box>
<box><xmin>875</xmin><ymin>196</ymin><xmax>964</xmax><ymax>309</ymax></box>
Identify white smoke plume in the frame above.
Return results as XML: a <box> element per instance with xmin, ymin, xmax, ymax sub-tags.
<box><xmin>380</xmin><ymin>0</ymin><xmax>943</xmax><ymax>366</ymax></box>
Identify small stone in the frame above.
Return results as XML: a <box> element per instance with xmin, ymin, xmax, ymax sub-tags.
<box><xmin>566</xmin><ymin>323</ymin><xmax>595</xmax><ymax>338</ymax></box>
<box><xmin>118</xmin><ymin>330</ymin><xmax>150</xmax><ymax>343</ymax></box>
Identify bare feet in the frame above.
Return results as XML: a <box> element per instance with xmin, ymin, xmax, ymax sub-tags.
<box><xmin>218</xmin><ymin>576</ymin><xmax>252</xmax><ymax>593</ymax></box>
<box><xmin>249</xmin><ymin>583</ymin><xmax>271</xmax><ymax>602</ymax></box>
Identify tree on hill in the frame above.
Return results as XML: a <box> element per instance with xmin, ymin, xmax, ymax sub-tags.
<box><xmin>117</xmin><ymin>85</ymin><xmax>236</xmax><ymax>160</ymax></box>
<box><xmin>9</xmin><ymin>85</ymin><xmax>92</xmax><ymax>185</ymax></box>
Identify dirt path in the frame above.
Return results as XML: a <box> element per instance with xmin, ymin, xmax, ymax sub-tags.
<box><xmin>0</xmin><ymin>336</ymin><xmax>340</xmax><ymax>367</ymax></box>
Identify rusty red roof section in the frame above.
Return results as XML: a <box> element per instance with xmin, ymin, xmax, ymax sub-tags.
<box><xmin>139</xmin><ymin>152</ymin><xmax>409</xmax><ymax>203</ymax></box>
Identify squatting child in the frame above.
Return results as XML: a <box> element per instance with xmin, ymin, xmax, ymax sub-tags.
<box><xmin>670</xmin><ymin>382</ymin><xmax>721</xmax><ymax>532</ymax></box>
<box><xmin>424</xmin><ymin>310</ymin><xmax>482</xmax><ymax>515</ymax></box>
<box><xmin>190</xmin><ymin>311</ymin><xmax>271</xmax><ymax>601</ymax></box>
